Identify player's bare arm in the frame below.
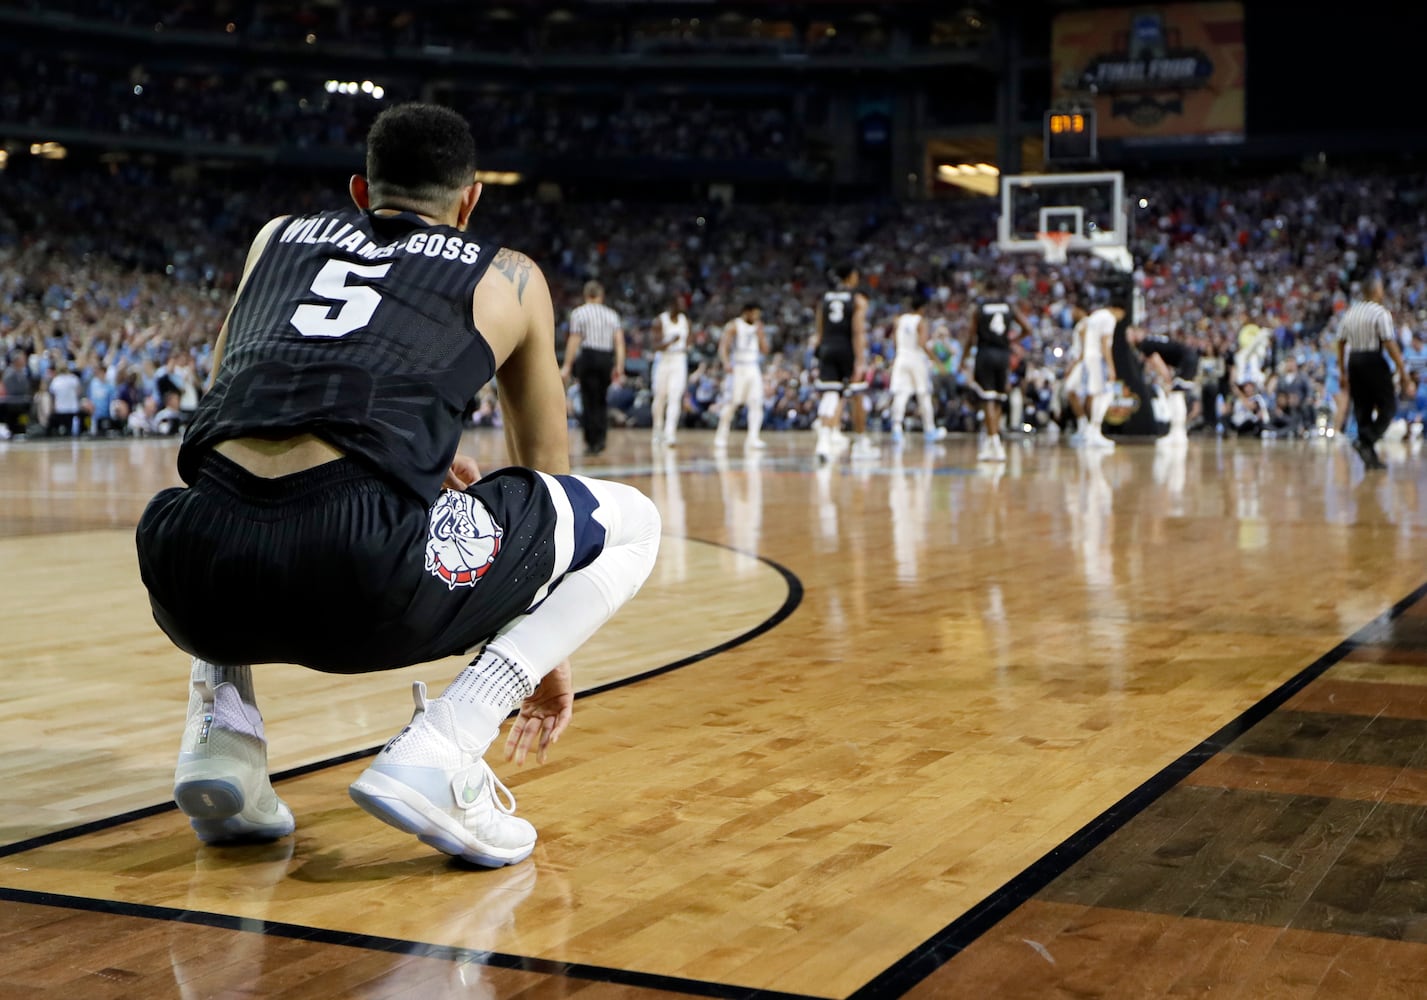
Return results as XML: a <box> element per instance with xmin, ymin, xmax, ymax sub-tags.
<box><xmin>757</xmin><ymin>322</ymin><xmax>770</xmax><ymax>355</ymax></box>
<box><xmin>208</xmin><ymin>214</ymin><xmax>290</xmax><ymax>386</ymax></box>
<box><xmin>810</xmin><ymin>301</ymin><xmax>823</xmax><ymax>352</ymax></box>
<box><xmin>491</xmin><ymin>244</ymin><xmax>534</xmax><ymax>303</ymax></box>
<box><xmin>719</xmin><ymin>321</ymin><xmax>734</xmax><ymax>366</ymax></box>
<box><xmin>475</xmin><ymin>248</ymin><xmax>569</xmax><ymax>475</ymax></box>
<box><xmin>613</xmin><ymin>327</ymin><xmax>626</xmax><ymax>383</ymax></box>
<box><xmin>1386</xmin><ymin>335</ymin><xmax>1413</xmax><ymax>394</ymax></box>
<box><xmin>477</xmin><ymin>247</ymin><xmax>577</xmax><ymax>754</ymax></box>
<box><xmin>852</xmin><ymin>293</ymin><xmax>869</xmax><ymax>378</ymax></box>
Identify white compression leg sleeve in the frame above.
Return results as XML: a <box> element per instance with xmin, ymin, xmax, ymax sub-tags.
<box><xmin>441</xmin><ymin>477</ymin><xmax>661</xmax><ymax>745</ymax></box>
<box><xmin>715</xmin><ymin>400</ymin><xmax>735</xmax><ymax>440</ymax></box>
<box><xmin>918</xmin><ymin>391</ymin><xmax>935</xmax><ymax>432</ymax></box>
<box><xmin>1090</xmin><ymin>391</ymin><xmax>1111</xmax><ymax>434</ymax></box>
<box><xmin>1168</xmin><ymin>391</ymin><xmax>1188</xmax><ymax>437</ymax></box>
<box><xmin>745</xmin><ymin>380</ymin><xmax>764</xmax><ymax>440</ymax></box>
<box><xmin>891</xmin><ymin>388</ymin><xmax>911</xmax><ymax>431</ymax></box>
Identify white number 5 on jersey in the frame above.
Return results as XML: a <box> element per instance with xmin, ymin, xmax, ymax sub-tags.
<box><xmin>291</xmin><ymin>260</ymin><xmax>393</xmax><ymax>338</ymax></box>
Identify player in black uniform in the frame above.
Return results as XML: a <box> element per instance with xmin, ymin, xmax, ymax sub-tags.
<box><xmin>134</xmin><ymin>104</ymin><xmax>661</xmax><ymax>867</ymax></box>
<box><xmin>1135</xmin><ymin>331</ymin><xmax>1200</xmax><ymax>444</ymax></box>
<box><xmin>964</xmin><ymin>275</ymin><xmax>1030</xmax><ymax>463</ymax></box>
<box><xmin>809</xmin><ymin>265</ymin><xmax>871</xmax><ymax>461</ymax></box>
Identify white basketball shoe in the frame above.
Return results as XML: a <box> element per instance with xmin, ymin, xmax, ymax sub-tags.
<box><xmin>173</xmin><ymin>680</ymin><xmax>294</xmax><ymax>844</ymax></box>
<box><xmin>349</xmin><ymin>682</ymin><xmax>536</xmax><ymax>868</ymax></box>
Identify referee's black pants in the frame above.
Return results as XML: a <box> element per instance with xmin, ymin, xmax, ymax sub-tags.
<box><xmin>1348</xmin><ymin>351</ymin><xmax>1396</xmax><ymax>447</ymax></box>
<box><xmin>574</xmin><ymin>349</ymin><xmax>613</xmax><ymax>452</ymax></box>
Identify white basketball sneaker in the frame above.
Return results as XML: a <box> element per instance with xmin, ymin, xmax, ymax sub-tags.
<box><xmin>349</xmin><ymin>682</ymin><xmax>536</xmax><ymax>868</ymax></box>
<box><xmin>173</xmin><ymin>680</ymin><xmax>294</xmax><ymax>844</ymax></box>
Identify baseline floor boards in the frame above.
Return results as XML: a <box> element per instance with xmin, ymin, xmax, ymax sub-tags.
<box><xmin>4</xmin><ymin>430</ymin><xmax>1427</xmax><ymax>997</ymax></box>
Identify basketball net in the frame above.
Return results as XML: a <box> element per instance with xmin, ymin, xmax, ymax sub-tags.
<box><xmin>1037</xmin><ymin>231</ymin><xmax>1072</xmax><ymax>265</ymax></box>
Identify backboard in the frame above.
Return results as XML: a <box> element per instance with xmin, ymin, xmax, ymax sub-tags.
<box><xmin>998</xmin><ymin>171</ymin><xmax>1128</xmax><ymax>268</ymax></box>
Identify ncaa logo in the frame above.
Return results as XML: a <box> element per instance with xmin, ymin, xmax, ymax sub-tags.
<box><xmin>425</xmin><ymin>491</ymin><xmax>502</xmax><ymax>589</ymax></box>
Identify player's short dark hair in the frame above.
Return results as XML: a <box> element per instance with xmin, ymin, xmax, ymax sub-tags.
<box><xmin>742</xmin><ymin>302</ymin><xmax>760</xmax><ymax>314</ymax></box>
<box><xmin>834</xmin><ymin>263</ymin><xmax>858</xmax><ymax>283</ymax></box>
<box><xmin>366</xmin><ymin>103</ymin><xmax>476</xmax><ymax>207</ymax></box>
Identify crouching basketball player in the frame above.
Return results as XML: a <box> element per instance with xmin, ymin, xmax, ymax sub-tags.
<box><xmin>134</xmin><ymin>103</ymin><xmax>660</xmax><ymax>868</ymax></box>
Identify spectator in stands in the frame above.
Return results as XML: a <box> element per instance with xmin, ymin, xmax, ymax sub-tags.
<box><xmin>1</xmin><ymin>352</ymin><xmax>33</xmax><ymax>437</ymax></box>
<box><xmin>1271</xmin><ymin>357</ymin><xmax>1314</xmax><ymax>437</ymax></box>
<box><xmin>46</xmin><ymin>361</ymin><xmax>83</xmax><ymax>436</ymax></box>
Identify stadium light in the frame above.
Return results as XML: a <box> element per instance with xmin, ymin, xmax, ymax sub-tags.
<box><xmin>361</xmin><ymin>81</ymin><xmax>374</xmax><ymax>94</ymax></box>
<box><xmin>0</xmin><ymin>150</ymin><xmax>8</xmax><ymax>171</ymax></box>
<box><xmin>325</xmin><ymin>80</ymin><xmax>338</xmax><ymax>93</ymax></box>
<box><xmin>936</xmin><ymin>162</ymin><xmax>998</xmax><ymax>196</ymax></box>
<box><xmin>372</xmin><ymin>86</ymin><xmax>385</xmax><ymax>100</ymax></box>
<box><xmin>29</xmin><ymin>142</ymin><xmax>66</xmax><ymax>160</ymax></box>
<box><xmin>474</xmin><ymin>171</ymin><xmax>523</xmax><ymax>185</ymax></box>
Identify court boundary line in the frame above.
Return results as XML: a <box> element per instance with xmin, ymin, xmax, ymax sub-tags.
<box><xmin>0</xmin><ymin>538</ymin><xmax>800</xmax><ymax>827</ymax></box>
<box><xmin>0</xmin><ymin>887</ymin><xmax>825</xmax><ymax>1000</ymax></box>
<box><xmin>845</xmin><ymin>577</ymin><xmax>1427</xmax><ymax>1000</ymax></box>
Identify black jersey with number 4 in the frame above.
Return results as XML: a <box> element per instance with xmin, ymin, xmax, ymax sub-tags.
<box><xmin>180</xmin><ymin>208</ymin><xmax>501</xmax><ymax>503</ymax></box>
<box><xmin>821</xmin><ymin>290</ymin><xmax>856</xmax><ymax>350</ymax></box>
<box><xmin>975</xmin><ymin>301</ymin><xmax>1015</xmax><ymax>351</ymax></box>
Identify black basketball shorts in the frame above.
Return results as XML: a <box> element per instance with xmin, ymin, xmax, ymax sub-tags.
<box><xmin>973</xmin><ymin>345</ymin><xmax>1011</xmax><ymax>400</ymax></box>
<box><xmin>135</xmin><ymin>454</ymin><xmax>607</xmax><ymax>673</ymax></box>
<box><xmin>817</xmin><ymin>345</ymin><xmax>856</xmax><ymax>389</ymax></box>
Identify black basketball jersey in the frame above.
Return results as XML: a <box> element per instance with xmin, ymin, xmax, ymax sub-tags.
<box><xmin>975</xmin><ymin>301</ymin><xmax>1015</xmax><ymax>351</ymax></box>
<box><xmin>180</xmin><ymin>208</ymin><xmax>501</xmax><ymax>503</ymax></box>
<box><xmin>821</xmin><ymin>290</ymin><xmax>856</xmax><ymax>350</ymax></box>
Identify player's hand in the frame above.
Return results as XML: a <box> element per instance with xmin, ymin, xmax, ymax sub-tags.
<box><xmin>443</xmin><ymin>454</ymin><xmax>482</xmax><ymax>491</ymax></box>
<box><xmin>505</xmin><ymin>659</ymin><xmax>574</xmax><ymax>766</ymax></box>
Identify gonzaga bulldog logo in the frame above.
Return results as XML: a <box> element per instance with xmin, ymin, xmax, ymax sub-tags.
<box><xmin>425</xmin><ymin>491</ymin><xmax>503</xmax><ymax>589</ymax></box>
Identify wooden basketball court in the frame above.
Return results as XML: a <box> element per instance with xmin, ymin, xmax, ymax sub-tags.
<box><xmin>4</xmin><ymin>429</ymin><xmax>1427</xmax><ymax>998</ymax></box>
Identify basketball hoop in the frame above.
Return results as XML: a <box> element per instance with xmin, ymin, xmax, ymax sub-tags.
<box><xmin>1037</xmin><ymin>231</ymin><xmax>1073</xmax><ymax>265</ymax></box>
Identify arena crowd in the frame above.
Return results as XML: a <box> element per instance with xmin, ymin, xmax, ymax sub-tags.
<box><xmin>4</xmin><ymin>161</ymin><xmax>1427</xmax><ymax>442</ymax></box>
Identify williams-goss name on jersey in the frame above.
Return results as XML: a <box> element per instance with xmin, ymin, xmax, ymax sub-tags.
<box><xmin>279</xmin><ymin>215</ymin><xmax>483</xmax><ymax>265</ymax></box>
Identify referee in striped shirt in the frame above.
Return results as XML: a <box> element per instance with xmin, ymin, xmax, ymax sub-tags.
<box><xmin>1338</xmin><ymin>276</ymin><xmax>1413</xmax><ymax>470</ymax></box>
<box><xmin>561</xmin><ymin>280</ymin><xmax>625</xmax><ymax>456</ymax></box>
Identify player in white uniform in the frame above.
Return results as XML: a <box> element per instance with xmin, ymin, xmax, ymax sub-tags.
<box><xmin>649</xmin><ymin>299</ymin><xmax>690</xmax><ymax>448</ymax></box>
<box><xmin>1069</xmin><ymin>297</ymin><xmax>1121</xmax><ymax>450</ymax></box>
<box><xmin>714</xmin><ymin>303</ymin><xmax>770</xmax><ymax>450</ymax></box>
<box><xmin>1061</xmin><ymin>307</ymin><xmax>1089</xmax><ymax>442</ymax></box>
<box><xmin>888</xmin><ymin>295</ymin><xmax>946</xmax><ymax>445</ymax></box>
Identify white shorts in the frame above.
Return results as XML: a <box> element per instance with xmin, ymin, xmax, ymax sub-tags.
<box><xmin>1069</xmin><ymin>358</ymin><xmax>1108</xmax><ymax>397</ymax></box>
<box><xmin>726</xmin><ymin>365</ymin><xmax>763</xmax><ymax>409</ymax></box>
<box><xmin>890</xmin><ymin>360</ymin><xmax>931</xmax><ymax>397</ymax></box>
<box><xmin>653</xmin><ymin>352</ymin><xmax>688</xmax><ymax>402</ymax></box>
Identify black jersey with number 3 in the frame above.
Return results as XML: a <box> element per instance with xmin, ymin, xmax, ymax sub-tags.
<box><xmin>975</xmin><ymin>301</ymin><xmax>1015</xmax><ymax>351</ymax></box>
<box><xmin>180</xmin><ymin>208</ymin><xmax>501</xmax><ymax>503</ymax></box>
<box><xmin>821</xmin><ymin>290</ymin><xmax>856</xmax><ymax>350</ymax></box>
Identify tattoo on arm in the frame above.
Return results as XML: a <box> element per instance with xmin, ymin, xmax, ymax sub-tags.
<box><xmin>492</xmin><ymin>248</ymin><xmax>533</xmax><ymax>303</ymax></box>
